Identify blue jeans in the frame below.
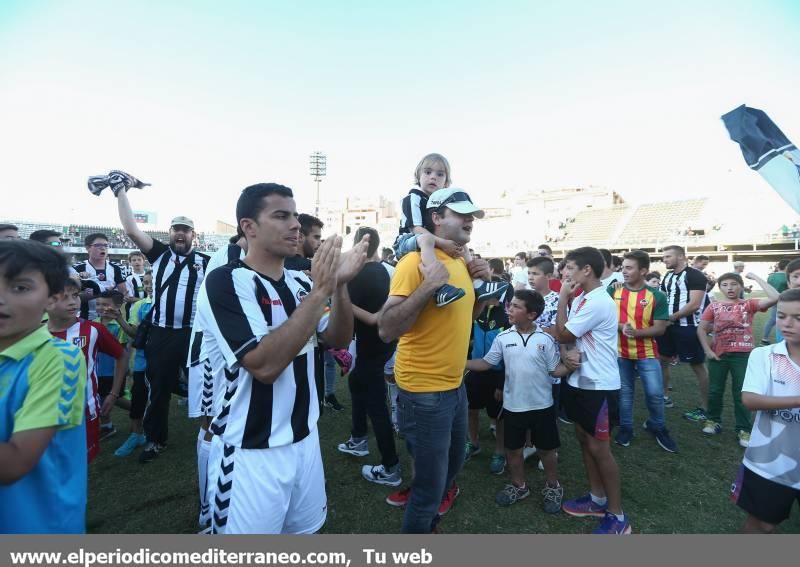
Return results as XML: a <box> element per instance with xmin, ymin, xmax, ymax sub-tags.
<box><xmin>398</xmin><ymin>384</ymin><xmax>467</xmax><ymax>534</ymax></box>
<box><xmin>324</xmin><ymin>350</ymin><xmax>336</xmax><ymax>396</ymax></box>
<box><xmin>763</xmin><ymin>305</ymin><xmax>778</xmax><ymax>340</ymax></box>
<box><xmin>618</xmin><ymin>358</ymin><xmax>665</xmax><ymax>431</ymax></box>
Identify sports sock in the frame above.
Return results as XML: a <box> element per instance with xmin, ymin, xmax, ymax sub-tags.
<box><xmin>197</xmin><ymin>429</ymin><xmax>212</xmax><ymax>526</ymax></box>
<box><xmin>590</xmin><ymin>492</ymin><xmax>608</xmax><ymax>506</ymax></box>
<box><xmin>614</xmin><ymin>512</ymin><xmax>625</xmax><ymax>522</ymax></box>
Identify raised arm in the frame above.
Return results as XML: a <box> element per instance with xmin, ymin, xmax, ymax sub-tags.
<box><xmin>745</xmin><ymin>272</ymin><xmax>780</xmax><ymax>310</ymax></box>
<box><xmin>116</xmin><ymin>190</ymin><xmax>154</xmax><ymax>253</ymax></box>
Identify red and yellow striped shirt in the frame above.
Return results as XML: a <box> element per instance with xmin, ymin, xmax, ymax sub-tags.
<box><xmin>609</xmin><ymin>285</ymin><xmax>669</xmax><ymax>360</ymax></box>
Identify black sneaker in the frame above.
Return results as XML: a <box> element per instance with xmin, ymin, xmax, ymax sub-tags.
<box><xmin>434</xmin><ymin>284</ymin><xmax>466</xmax><ymax>307</ymax></box>
<box><xmin>138</xmin><ymin>443</ymin><xmax>160</xmax><ymax>464</ymax></box>
<box><xmin>614</xmin><ymin>427</ymin><xmax>633</xmax><ymax>447</ymax></box>
<box><xmin>324</xmin><ymin>394</ymin><xmax>345</xmax><ymax>412</ymax></box>
<box><xmin>476</xmin><ymin>281</ymin><xmax>510</xmax><ymax>302</ymax></box>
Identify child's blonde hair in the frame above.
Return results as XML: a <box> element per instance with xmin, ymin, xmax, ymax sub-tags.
<box><xmin>414</xmin><ymin>153</ymin><xmax>451</xmax><ymax>188</ymax></box>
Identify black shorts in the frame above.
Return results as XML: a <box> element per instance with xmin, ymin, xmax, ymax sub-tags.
<box><xmin>503</xmin><ymin>406</ymin><xmax>560</xmax><ymax>451</ymax></box>
<box><xmin>465</xmin><ymin>370</ymin><xmax>502</xmax><ymax>419</ymax></box>
<box><xmin>97</xmin><ymin>375</ymin><xmax>115</xmax><ymax>399</ymax></box>
<box><xmin>656</xmin><ymin>325</ymin><xmax>706</xmax><ymax>363</ymax></box>
<box><xmin>731</xmin><ymin>464</ymin><xmax>800</xmax><ymax>525</ymax></box>
<box><xmin>563</xmin><ymin>383</ymin><xmax>619</xmax><ymax>441</ymax></box>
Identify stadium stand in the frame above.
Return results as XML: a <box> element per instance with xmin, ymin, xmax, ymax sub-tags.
<box><xmin>617</xmin><ymin>199</ymin><xmax>707</xmax><ymax>246</ymax></box>
<box><xmin>559</xmin><ymin>205</ymin><xmax>629</xmax><ymax>248</ymax></box>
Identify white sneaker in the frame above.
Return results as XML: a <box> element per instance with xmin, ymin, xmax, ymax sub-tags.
<box><xmin>523</xmin><ymin>446</ymin><xmax>537</xmax><ymax>461</ymax></box>
<box><xmin>361</xmin><ymin>464</ymin><xmax>402</xmax><ymax>487</ymax></box>
<box><xmin>338</xmin><ymin>437</ymin><xmax>369</xmax><ymax>457</ymax></box>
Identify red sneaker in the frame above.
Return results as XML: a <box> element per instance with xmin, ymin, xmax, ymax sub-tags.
<box><xmin>386</xmin><ymin>487</ymin><xmax>411</xmax><ymax>507</ymax></box>
<box><xmin>438</xmin><ymin>484</ymin><xmax>460</xmax><ymax>515</ymax></box>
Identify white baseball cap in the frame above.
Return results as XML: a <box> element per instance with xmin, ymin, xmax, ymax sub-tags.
<box><xmin>426</xmin><ymin>188</ymin><xmax>484</xmax><ymax>219</ymax></box>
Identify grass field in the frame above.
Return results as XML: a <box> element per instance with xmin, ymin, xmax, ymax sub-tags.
<box><xmin>87</xmin><ymin>311</ymin><xmax>800</xmax><ymax>534</ymax></box>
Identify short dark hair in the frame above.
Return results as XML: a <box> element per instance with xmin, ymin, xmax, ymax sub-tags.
<box><xmin>382</xmin><ymin>247</ymin><xmax>393</xmax><ymax>258</ymax></box>
<box><xmin>0</xmin><ymin>240</ymin><xmax>68</xmax><ymax>295</ymax></box>
<box><xmin>537</xmin><ymin>244</ymin><xmax>553</xmax><ymax>255</ymax></box>
<box><xmin>527</xmin><ymin>256</ymin><xmax>555</xmax><ymax>275</ymax></box>
<box><xmin>29</xmin><ymin>229</ymin><xmax>61</xmax><ymax>243</ymax></box>
<box><xmin>514</xmin><ymin>289</ymin><xmax>544</xmax><ymax>318</ymax></box>
<box><xmin>623</xmin><ymin>250</ymin><xmax>650</xmax><ymax>271</ymax></box>
<box><xmin>777</xmin><ymin>259</ymin><xmax>791</xmax><ymax>270</ymax></box>
<box><xmin>488</xmin><ymin>258</ymin><xmax>505</xmax><ymax>275</ymax></box>
<box><xmin>786</xmin><ymin>258</ymin><xmax>800</xmax><ymax>276</ymax></box>
<box><xmin>236</xmin><ymin>183</ymin><xmax>294</xmax><ymax>223</ymax></box>
<box><xmin>662</xmin><ymin>245</ymin><xmax>686</xmax><ymax>257</ymax></box>
<box><xmin>779</xmin><ymin>288</ymin><xmax>800</xmax><ymax>304</ymax></box>
<box><xmin>298</xmin><ymin>214</ymin><xmax>324</xmax><ymax>236</ymax></box>
<box><xmin>646</xmin><ymin>271</ymin><xmax>661</xmax><ymax>281</ymax></box>
<box><xmin>515</xmin><ymin>251</ymin><xmax>528</xmax><ymax>261</ymax></box>
<box><xmin>717</xmin><ymin>272</ymin><xmax>744</xmax><ymax>288</ymax></box>
<box><xmin>612</xmin><ymin>255</ymin><xmax>623</xmax><ymax>268</ymax></box>
<box><xmin>84</xmin><ymin>232</ymin><xmax>108</xmax><ymax>247</ymax></box>
<box><xmin>565</xmin><ymin>247</ymin><xmax>605</xmax><ymax>279</ymax></box>
<box><xmin>127</xmin><ymin>250</ymin><xmax>144</xmax><ymax>260</ymax></box>
<box><xmin>97</xmin><ymin>289</ymin><xmax>124</xmax><ymax>306</ymax></box>
<box><xmin>694</xmin><ymin>254</ymin><xmax>710</xmax><ymax>263</ymax></box>
<box><xmin>354</xmin><ymin>226</ymin><xmax>380</xmax><ymax>259</ymax></box>
<box><xmin>63</xmin><ymin>276</ymin><xmax>81</xmax><ymax>291</ymax></box>
<box><xmin>422</xmin><ymin>206</ymin><xmax>451</xmax><ymax>233</ymax></box>
<box><xmin>599</xmin><ymin>248</ymin><xmax>612</xmax><ymax>268</ymax></box>
<box><xmin>0</xmin><ymin>223</ymin><xmax>18</xmax><ymax>232</ymax></box>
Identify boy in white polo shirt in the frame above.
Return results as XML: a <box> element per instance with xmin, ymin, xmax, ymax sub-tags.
<box><xmin>466</xmin><ymin>290</ymin><xmax>567</xmax><ymax>513</ymax></box>
<box><xmin>552</xmin><ymin>247</ymin><xmax>629</xmax><ymax>535</ymax></box>
<box><xmin>730</xmin><ymin>288</ymin><xmax>800</xmax><ymax>533</ymax></box>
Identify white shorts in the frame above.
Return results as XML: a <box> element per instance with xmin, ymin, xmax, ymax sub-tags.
<box><xmin>211</xmin><ymin>427</ymin><xmax>327</xmax><ymax>534</ymax></box>
<box><xmin>187</xmin><ymin>358</ymin><xmax>213</xmax><ymax>419</ymax></box>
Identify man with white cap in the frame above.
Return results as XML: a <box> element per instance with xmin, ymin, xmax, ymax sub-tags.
<box><xmin>114</xmin><ymin>189</ymin><xmax>210</xmax><ymax>463</ymax></box>
<box><xmin>379</xmin><ymin>188</ymin><xmax>491</xmax><ymax>533</ymax></box>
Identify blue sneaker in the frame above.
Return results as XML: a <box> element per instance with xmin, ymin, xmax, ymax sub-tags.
<box><xmin>592</xmin><ymin>512</ymin><xmax>632</xmax><ymax>534</ymax></box>
<box><xmin>489</xmin><ymin>454</ymin><xmax>506</xmax><ymax>475</ymax></box>
<box><xmin>434</xmin><ymin>284</ymin><xmax>466</xmax><ymax>307</ymax></box>
<box><xmin>562</xmin><ymin>493</ymin><xmax>607</xmax><ymax>517</ymax></box>
<box><xmin>614</xmin><ymin>427</ymin><xmax>633</xmax><ymax>447</ymax></box>
<box><xmin>115</xmin><ymin>433</ymin><xmax>146</xmax><ymax>457</ymax></box>
<box><xmin>643</xmin><ymin>420</ymin><xmax>678</xmax><ymax>453</ymax></box>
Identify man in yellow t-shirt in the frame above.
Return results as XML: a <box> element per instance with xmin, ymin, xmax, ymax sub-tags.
<box><xmin>378</xmin><ymin>188</ymin><xmax>492</xmax><ymax>534</ymax></box>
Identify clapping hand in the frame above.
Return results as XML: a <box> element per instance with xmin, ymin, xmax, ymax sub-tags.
<box><xmin>311</xmin><ymin>236</ymin><xmax>341</xmax><ymax>298</ymax></box>
<box><xmin>336</xmin><ymin>234</ymin><xmax>369</xmax><ymax>285</ymax></box>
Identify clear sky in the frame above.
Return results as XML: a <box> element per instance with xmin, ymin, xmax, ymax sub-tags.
<box><xmin>1</xmin><ymin>0</ymin><xmax>798</xmax><ymax>231</ymax></box>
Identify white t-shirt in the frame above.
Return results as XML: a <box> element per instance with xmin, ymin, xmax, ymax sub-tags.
<box><xmin>483</xmin><ymin>326</ymin><xmax>560</xmax><ymax>412</ymax></box>
<box><xmin>510</xmin><ymin>266</ymin><xmax>529</xmax><ymax>288</ymax></box>
<box><xmin>600</xmin><ymin>271</ymin><xmax>623</xmax><ymax>289</ymax></box>
<box><xmin>741</xmin><ymin>342</ymin><xmax>800</xmax><ymax>489</ymax></box>
<box><xmin>565</xmin><ymin>286</ymin><xmax>620</xmax><ymax>391</ymax></box>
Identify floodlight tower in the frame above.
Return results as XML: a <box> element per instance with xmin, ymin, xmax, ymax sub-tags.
<box><xmin>309</xmin><ymin>151</ymin><xmax>327</xmax><ymax>217</ymax></box>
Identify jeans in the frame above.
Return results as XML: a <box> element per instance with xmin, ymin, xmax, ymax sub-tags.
<box><xmin>348</xmin><ymin>353</ymin><xmax>398</xmax><ymax>469</ymax></box>
<box><xmin>398</xmin><ymin>384</ymin><xmax>467</xmax><ymax>534</ymax></box>
<box><xmin>762</xmin><ymin>305</ymin><xmax>778</xmax><ymax>341</ymax></box>
<box><xmin>707</xmin><ymin>353</ymin><xmax>752</xmax><ymax>431</ymax></box>
<box><xmin>617</xmin><ymin>358</ymin><xmax>666</xmax><ymax>431</ymax></box>
<box><xmin>324</xmin><ymin>350</ymin><xmax>336</xmax><ymax>397</ymax></box>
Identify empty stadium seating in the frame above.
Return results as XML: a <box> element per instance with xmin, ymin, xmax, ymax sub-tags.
<box><xmin>559</xmin><ymin>206</ymin><xmax>629</xmax><ymax>248</ymax></box>
<box><xmin>616</xmin><ymin>199</ymin><xmax>707</xmax><ymax>246</ymax></box>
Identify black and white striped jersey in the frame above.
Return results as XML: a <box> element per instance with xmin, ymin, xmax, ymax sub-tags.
<box><xmin>72</xmin><ymin>260</ymin><xmax>125</xmax><ymax>320</ymax></box>
<box><xmin>197</xmin><ymin>260</ymin><xmax>329</xmax><ymax>449</ymax></box>
<box><xmin>125</xmin><ymin>272</ymin><xmax>147</xmax><ymax>300</ymax></box>
<box><xmin>398</xmin><ymin>188</ymin><xmax>428</xmax><ymax>234</ymax></box>
<box><xmin>660</xmin><ymin>266</ymin><xmax>708</xmax><ymax>327</ymax></box>
<box><xmin>144</xmin><ymin>239</ymin><xmax>210</xmax><ymax>329</ymax></box>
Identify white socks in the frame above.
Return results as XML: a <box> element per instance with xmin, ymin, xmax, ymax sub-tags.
<box><xmin>197</xmin><ymin>429</ymin><xmax>212</xmax><ymax>527</ymax></box>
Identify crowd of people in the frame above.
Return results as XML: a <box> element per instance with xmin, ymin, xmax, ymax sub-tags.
<box><xmin>1</xmin><ymin>153</ymin><xmax>799</xmax><ymax>536</ymax></box>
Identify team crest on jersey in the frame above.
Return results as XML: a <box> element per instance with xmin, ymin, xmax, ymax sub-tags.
<box><xmin>639</xmin><ymin>299</ymin><xmax>649</xmax><ymax>306</ymax></box>
<box><xmin>296</xmin><ymin>288</ymin><xmax>308</xmax><ymax>302</ymax></box>
<box><xmin>73</xmin><ymin>336</ymin><xmax>86</xmax><ymax>348</ymax></box>
<box><xmin>489</xmin><ymin>320</ymin><xmax>496</xmax><ymax>329</ymax></box>
<box><xmin>537</xmin><ymin>344</ymin><xmax>545</xmax><ymax>351</ymax></box>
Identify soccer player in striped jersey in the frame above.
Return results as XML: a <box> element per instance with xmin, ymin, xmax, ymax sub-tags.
<box><xmin>197</xmin><ymin>183</ymin><xmax>367</xmax><ymax>534</ymax></box>
<box><xmin>47</xmin><ymin>277</ymin><xmax>126</xmax><ymax>462</ymax></box>
<box><xmin>609</xmin><ymin>250</ymin><xmax>677</xmax><ymax>453</ymax></box>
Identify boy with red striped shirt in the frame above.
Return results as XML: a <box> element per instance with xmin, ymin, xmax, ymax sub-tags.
<box><xmin>47</xmin><ymin>277</ymin><xmax>125</xmax><ymax>462</ymax></box>
<box><xmin>609</xmin><ymin>250</ymin><xmax>677</xmax><ymax>453</ymax></box>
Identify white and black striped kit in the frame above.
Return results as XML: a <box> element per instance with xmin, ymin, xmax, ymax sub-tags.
<box><xmin>660</xmin><ymin>266</ymin><xmax>707</xmax><ymax>327</ymax></box>
<box><xmin>196</xmin><ymin>260</ymin><xmax>328</xmax><ymax>450</ymax></box>
<box><xmin>144</xmin><ymin>239</ymin><xmax>210</xmax><ymax>329</ymax></box>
